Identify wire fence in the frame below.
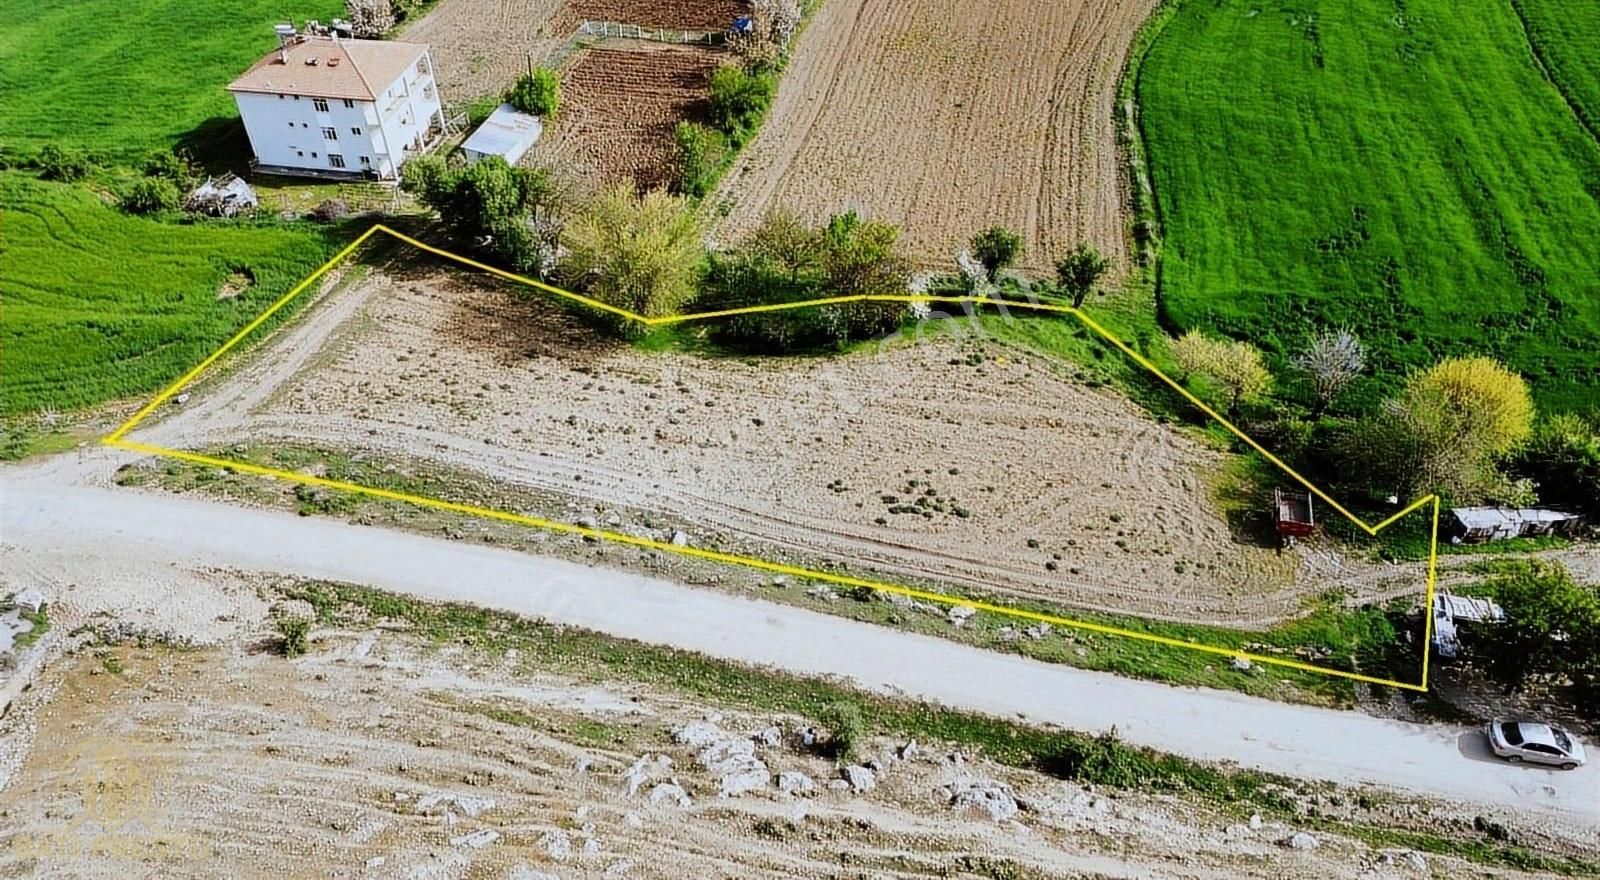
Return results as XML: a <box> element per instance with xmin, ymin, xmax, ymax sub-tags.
<box><xmin>576</xmin><ymin>20</ymin><xmax>726</xmax><ymax>45</ymax></box>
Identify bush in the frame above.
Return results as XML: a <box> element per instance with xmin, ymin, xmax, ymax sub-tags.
<box><xmin>119</xmin><ymin>177</ymin><xmax>181</xmax><ymax>215</ymax></box>
<box><xmin>819</xmin><ymin>700</ymin><xmax>866</xmax><ymax>761</ymax></box>
<box><xmin>970</xmin><ymin>226</ymin><xmax>1023</xmax><ymax>281</ymax></box>
<box><xmin>672</xmin><ymin>122</ymin><xmax>728</xmax><ymax>197</ymax></box>
<box><xmin>708</xmin><ymin>64</ymin><xmax>776</xmax><ymax>145</ymax></box>
<box><xmin>507</xmin><ymin>67</ymin><xmax>561</xmax><ymax>117</ymax></box>
<box><xmin>559</xmin><ymin>182</ymin><xmax>704</xmax><ymax>336</ymax></box>
<box><xmin>142</xmin><ymin>149</ymin><xmax>192</xmax><ymax>183</ymax></box>
<box><xmin>312</xmin><ymin>198</ymin><xmax>350</xmax><ymax>222</ymax></box>
<box><xmin>275</xmin><ymin>617</ymin><xmax>310</xmax><ymax>658</ymax></box>
<box><xmin>36</xmin><ymin>144</ymin><xmax>92</xmax><ymax>182</ymax></box>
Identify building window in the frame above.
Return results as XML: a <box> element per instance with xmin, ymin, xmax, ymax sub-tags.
<box><xmin>287</xmin><ymin>121</ymin><xmax>295</xmax><ymax>128</ymax></box>
<box><xmin>293</xmin><ymin>94</ymin><xmax>301</xmax><ymax>100</ymax></box>
<box><xmin>311</xmin><ymin>152</ymin><xmax>318</xmax><ymax>158</ymax></box>
<box><xmin>312</xmin><ymin>98</ymin><xmax>329</xmax><ymax>112</ymax></box>
<box><xmin>351</xmin><ymin>127</ymin><xmax>361</xmax><ymax>136</ymax></box>
<box><xmin>322</xmin><ymin>127</ymin><xmax>338</xmax><ymax>140</ymax></box>
<box><xmin>296</xmin><ymin>150</ymin><xmax>304</xmax><ymax>157</ymax></box>
<box><xmin>360</xmin><ymin>155</ymin><xmax>371</xmax><ymax>167</ymax></box>
<box><xmin>278</xmin><ymin>94</ymin><xmax>285</xmax><ymax>100</ymax></box>
<box><xmin>342</xmin><ymin>99</ymin><xmax>355</xmax><ymax>108</ymax></box>
<box><xmin>329</xmin><ymin>154</ymin><xmax>347</xmax><ymax>169</ymax></box>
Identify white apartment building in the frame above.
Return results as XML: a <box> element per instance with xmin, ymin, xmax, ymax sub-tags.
<box><xmin>228</xmin><ymin>24</ymin><xmax>443</xmax><ymax>180</ymax></box>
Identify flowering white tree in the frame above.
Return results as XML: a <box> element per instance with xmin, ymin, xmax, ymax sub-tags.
<box><xmin>345</xmin><ymin>0</ymin><xmax>395</xmax><ymax>37</ymax></box>
<box><xmin>1292</xmin><ymin>327</ymin><xmax>1365</xmax><ymax>413</ymax></box>
<box><xmin>730</xmin><ymin>0</ymin><xmax>802</xmax><ymax>65</ymax></box>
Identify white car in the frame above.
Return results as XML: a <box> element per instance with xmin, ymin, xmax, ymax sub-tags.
<box><xmin>1487</xmin><ymin>720</ymin><xmax>1587</xmax><ymax>770</ymax></box>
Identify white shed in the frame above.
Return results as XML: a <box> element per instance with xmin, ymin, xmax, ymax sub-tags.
<box><xmin>462</xmin><ymin>104</ymin><xmax>543</xmax><ymax>166</ymax></box>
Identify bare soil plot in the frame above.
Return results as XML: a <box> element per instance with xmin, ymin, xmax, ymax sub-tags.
<box><xmin>714</xmin><ymin>0</ymin><xmax>1158</xmax><ymax>268</ymax></box>
<box><xmin>537</xmin><ymin>44</ymin><xmax>725</xmax><ymax>188</ymax></box>
<box><xmin>561</xmin><ymin>0</ymin><xmax>748</xmax><ymax>29</ymax></box>
<box><xmin>172</xmin><ymin>266</ymin><xmax>1343</xmax><ymax>625</ymax></box>
<box><xmin>398</xmin><ymin>0</ymin><xmax>572</xmax><ymax>100</ymax></box>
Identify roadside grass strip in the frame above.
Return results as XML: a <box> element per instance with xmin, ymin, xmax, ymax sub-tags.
<box><xmin>103</xmin><ymin>224</ymin><xmax>1442</xmax><ymax>691</ymax></box>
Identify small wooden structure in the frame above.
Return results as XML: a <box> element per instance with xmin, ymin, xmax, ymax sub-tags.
<box><xmin>1448</xmin><ymin>507</ymin><xmax>1583</xmax><ymax>544</ymax></box>
<box><xmin>1273</xmin><ymin>488</ymin><xmax>1315</xmax><ymax>547</ymax></box>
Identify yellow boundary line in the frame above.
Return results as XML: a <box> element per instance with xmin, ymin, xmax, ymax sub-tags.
<box><xmin>102</xmin><ymin>224</ymin><xmax>1440</xmax><ymax>692</ymax></box>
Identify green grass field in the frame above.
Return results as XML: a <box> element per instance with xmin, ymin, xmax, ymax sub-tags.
<box><xmin>1513</xmin><ymin>0</ymin><xmax>1600</xmax><ymax>140</ymax></box>
<box><xmin>0</xmin><ymin>0</ymin><xmax>341</xmax><ymax>160</ymax></box>
<box><xmin>1138</xmin><ymin>0</ymin><xmax>1600</xmax><ymax>411</ymax></box>
<box><xmin>0</xmin><ymin>173</ymin><xmax>347</xmax><ymax>415</ymax></box>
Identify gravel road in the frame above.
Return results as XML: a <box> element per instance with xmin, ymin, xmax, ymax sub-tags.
<box><xmin>3</xmin><ymin>460</ymin><xmax>1596</xmax><ymax>837</ymax></box>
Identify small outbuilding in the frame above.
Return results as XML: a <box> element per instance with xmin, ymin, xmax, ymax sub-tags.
<box><xmin>461</xmin><ymin>104</ymin><xmax>543</xmax><ymax>166</ymax></box>
<box><xmin>1448</xmin><ymin>507</ymin><xmax>1583</xmax><ymax>544</ymax></box>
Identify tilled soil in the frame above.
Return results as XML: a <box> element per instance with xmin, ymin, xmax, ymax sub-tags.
<box><xmin>155</xmin><ymin>267</ymin><xmax>1326</xmax><ymax>625</ymax></box>
<box><xmin>399</xmin><ymin>0</ymin><xmax>572</xmax><ymax>102</ymax></box>
<box><xmin>538</xmin><ymin>43</ymin><xmax>726</xmax><ymax>188</ymax></box>
<box><xmin>561</xmin><ymin>0</ymin><xmax>747</xmax><ymax>30</ymax></box>
<box><xmin>714</xmin><ymin>0</ymin><xmax>1158</xmax><ymax>268</ymax></box>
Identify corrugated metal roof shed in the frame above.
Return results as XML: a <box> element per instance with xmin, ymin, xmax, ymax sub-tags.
<box><xmin>462</xmin><ymin>104</ymin><xmax>543</xmax><ymax>166</ymax></box>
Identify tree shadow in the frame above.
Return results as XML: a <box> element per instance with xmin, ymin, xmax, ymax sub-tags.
<box><xmin>173</xmin><ymin>115</ymin><xmax>253</xmax><ymax>174</ymax></box>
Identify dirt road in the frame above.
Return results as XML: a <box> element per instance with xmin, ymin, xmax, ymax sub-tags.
<box><xmin>4</xmin><ymin>463</ymin><xmax>1596</xmax><ymax>836</ymax></box>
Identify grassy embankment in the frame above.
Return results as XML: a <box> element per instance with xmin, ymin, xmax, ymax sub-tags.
<box><xmin>1137</xmin><ymin>0</ymin><xmax>1600</xmax><ymax>412</ymax></box>
<box><xmin>0</xmin><ymin>0</ymin><xmax>349</xmax><ymax>436</ymax></box>
<box><xmin>280</xmin><ymin>577</ymin><xmax>1599</xmax><ymax>876</ymax></box>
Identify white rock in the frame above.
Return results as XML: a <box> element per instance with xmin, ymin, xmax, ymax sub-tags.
<box><xmin>364</xmin><ymin>856</ymin><xmax>386</xmax><ymax>869</ymax></box>
<box><xmin>540</xmin><ymin>829</ymin><xmax>573</xmax><ymax>860</ymax></box>
<box><xmin>1231</xmin><ymin>656</ymin><xmax>1253</xmax><ymax>671</ymax></box>
<box><xmin>605</xmin><ymin>514</ymin><xmax>622</xmax><ymax>527</ymax></box>
<box><xmin>604</xmin><ymin>861</ymin><xmax>635</xmax><ymax>878</ymax></box>
<box><xmin>1280</xmin><ymin>831</ymin><xmax>1318</xmax><ymax>850</ymax></box>
<box><xmin>623</xmin><ymin>811</ymin><xmax>644</xmax><ymax>829</ymax></box>
<box><xmin>648</xmin><ymin>783</ymin><xmax>691</xmax><ymax>808</ymax></box>
<box><xmin>415</xmin><ymin>793</ymin><xmax>496</xmax><ymax>818</ymax></box>
<box><xmin>753</xmin><ymin>725</ymin><xmax>782</xmax><ymax>747</ymax></box>
<box><xmin>670</xmin><ymin>530</ymin><xmax>689</xmax><ymax>546</ymax></box>
<box><xmin>1248</xmin><ymin>813</ymin><xmax>1263</xmax><ymax>830</ymax></box>
<box><xmin>451</xmin><ymin>829</ymin><xmax>500</xmax><ymax>849</ymax></box>
<box><xmin>673</xmin><ymin>720</ymin><xmax>725</xmax><ymax>748</ymax></box>
<box><xmin>573</xmin><ymin>756</ymin><xmax>593</xmax><ymax>776</ymax></box>
<box><xmin>947</xmin><ymin>605</ymin><xmax>977</xmax><ymax>626</ymax></box>
<box><xmin>1024</xmin><ymin>623</ymin><xmax>1052</xmax><ymax>640</ymax></box>
<box><xmin>174</xmin><ymin>393</ymin><xmax>191</xmax><ymax>405</ymax></box>
<box><xmin>777</xmin><ymin>771</ymin><xmax>816</xmax><ymax>795</ymax></box>
<box><xmin>842</xmin><ymin>765</ymin><xmax>876</xmax><ymax>792</ymax></box>
<box><xmin>623</xmin><ymin>754</ymin><xmax>671</xmax><ymax>796</ymax></box>
<box><xmin>950</xmin><ymin>781</ymin><xmax>1019</xmax><ymax>823</ymax></box>
<box><xmin>827</xmin><ymin>779</ymin><xmax>850</xmax><ymax>791</ymax></box>
<box><xmin>581</xmin><ymin>837</ymin><xmax>601</xmax><ymax>855</ymax></box>
<box><xmin>898</xmin><ymin>740</ymin><xmax>919</xmax><ymax>761</ymax></box>
<box><xmin>577</xmin><ymin>515</ymin><xmax>598</xmax><ymax>529</ymax></box>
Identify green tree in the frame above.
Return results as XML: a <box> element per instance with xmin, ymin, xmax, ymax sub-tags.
<box><xmin>1055</xmin><ymin>242</ymin><xmax>1110</xmax><ymax>308</ymax></box>
<box><xmin>1466</xmin><ymin>562</ymin><xmax>1600</xmax><ymax>714</ymax></box>
<box><xmin>970</xmin><ymin>226</ymin><xmax>1023</xmax><ymax>281</ymax></box>
<box><xmin>671</xmin><ymin>122</ymin><xmax>727</xmax><ymax>197</ymax></box>
<box><xmin>560</xmin><ymin>182</ymin><xmax>704</xmax><ymax>335</ymax></box>
<box><xmin>708</xmin><ymin>65</ymin><xmax>776</xmax><ymax>144</ymax></box>
<box><xmin>1514</xmin><ymin>412</ymin><xmax>1600</xmax><ymax>516</ymax></box>
<box><xmin>819</xmin><ymin>211</ymin><xmax>911</xmax><ymax>339</ymax></box>
<box><xmin>507</xmin><ymin>66</ymin><xmax>561</xmax><ymax>117</ymax></box>
<box><xmin>749</xmin><ymin>208</ymin><xmax>820</xmax><ymax>283</ymax></box>
<box><xmin>1168</xmin><ymin>330</ymin><xmax>1271</xmax><ymax>416</ymax></box>
<box><xmin>142</xmin><ymin>149</ymin><xmax>192</xmax><ymax>184</ymax></box>
<box><xmin>401</xmin><ymin>155</ymin><xmax>563</xmax><ymax>275</ymax></box>
<box><xmin>1342</xmin><ymin>357</ymin><xmax>1534</xmax><ymax>502</ymax></box>
<box><xmin>119</xmin><ymin>177</ymin><xmax>181</xmax><ymax>215</ymax></box>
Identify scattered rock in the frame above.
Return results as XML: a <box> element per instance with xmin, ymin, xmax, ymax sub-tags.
<box><xmin>1231</xmin><ymin>656</ymin><xmax>1253</xmax><ymax>671</ymax></box>
<box><xmin>573</xmin><ymin>756</ymin><xmax>594</xmax><ymax>776</ymax></box>
<box><xmin>1248</xmin><ymin>813</ymin><xmax>1263</xmax><ymax>830</ymax></box>
<box><xmin>842</xmin><ymin>765</ymin><xmax>876</xmax><ymax>792</ymax></box>
<box><xmin>604</xmin><ymin>861</ymin><xmax>635</xmax><ymax>877</ymax></box>
<box><xmin>623</xmin><ymin>811</ymin><xmax>644</xmax><ymax>829</ymax></box>
<box><xmin>364</xmin><ymin>856</ymin><xmax>386</xmax><ymax>869</ymax></box>
<box><xmin>777</xmin><ymin>771</ymin><xmax>816</xmax><ymax>795</ymax></box>
<box><xmin>898</xmin><ymin>740</ymin><xmax>919</xmax><ymax>761</ymax></box>
<box><xmin>947</xmin><ymin>605</ymin><xmax>976</xmax><ymax>626</ymax></box>
<box><xmin>540</xmin><ymin>829</ymin><xmax>573</xmax><ymax>860</ymax></box>
<box><xmin>1023</xmin><ymin>623</ymin><xmax>1051</xmax><ymax>640</ymax></box>
<box><xmin>1280</xmin><ymin>831</ymin><xmax>1318</xmax><ymax>850</ymax></box>
<box><xmin>950</xmin><ymin>780</ymin><xmax>1019</xmax><ymax>823</ymax></box>
<box><xmin>670</xmin><ymin>531</ymin><xmax>689</xmax><ymax>547</ymax></box>
<box><xmin>416</xmin><ymin>792</ymin><xmax>496</xmax><ymax>818</ymax></box>
<box><xmin>623</xmin><ymin>754</ymin><xmax>672</xmax><ymax>797</ymax></box>
<box><xmin>648</xmin><ymin>782</ymin><xmax>692</xmax><ymax>808</ymax></box>
<box><xmin>605</xmin><ymin>514</ymin><xmax>622</xmax><ymax>527</ymax></box>
<box><xmin>450</xmin><ymin>829</ymin><xmax>500</xmax><ymax>849</ymax></box>
<box><xmin>577</xmin><ymin>515</ymin><xmax>599</xmax><ymax>529</ymax></box>
<box><xmin>753</xmin><ymin>725</ymin><xmax>782</xmax><ymax>748</ymax></box>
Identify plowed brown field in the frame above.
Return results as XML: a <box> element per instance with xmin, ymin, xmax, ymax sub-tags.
<box><xmin>541</xmin><ymin>44</ymin><xmax>725</xmax><ymax>188</ymax></box>
<box><xmin>714</xmin><ymin>0</ymin><xmax>1158</xmax><ymax>269</ymax></box>
<box><xmin>562</xmin><ymin>0</ymin><xmax>747</xmax><ymax>30</ymax></box>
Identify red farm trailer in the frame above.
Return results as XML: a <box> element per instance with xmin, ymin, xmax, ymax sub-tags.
<box><xmin>1273</xmin><ymin>488</ymin><xmax>1315</xmax><ymax>547</ymax></box>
